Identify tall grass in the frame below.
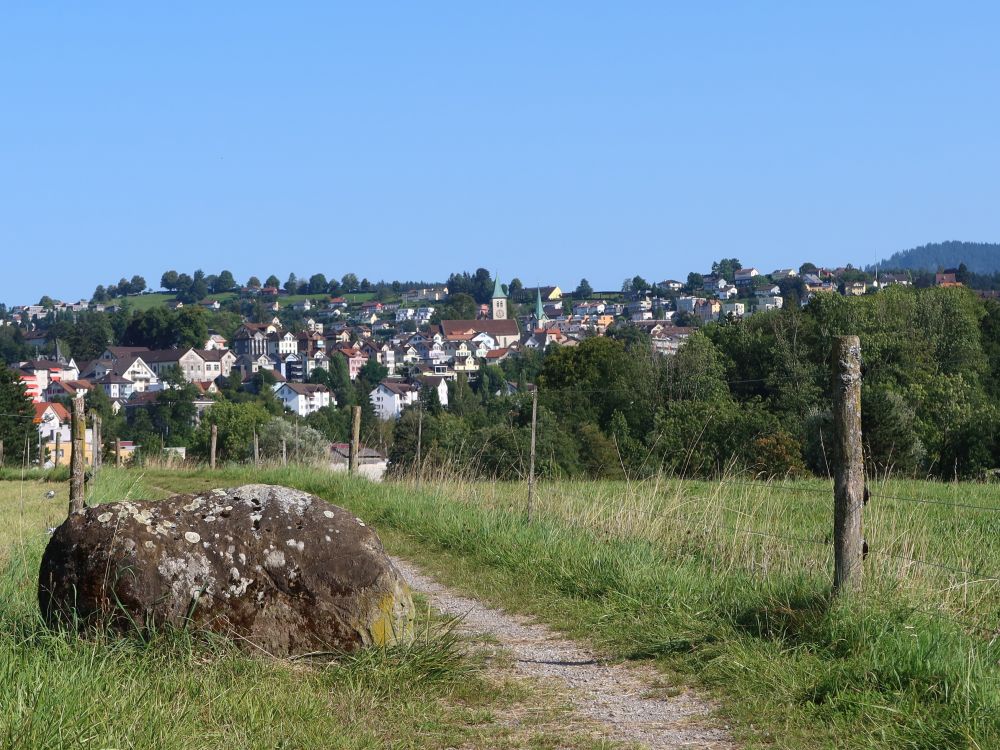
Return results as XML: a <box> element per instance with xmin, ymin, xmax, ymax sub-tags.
<box><xmin>0</xmin><ymin>473</ymin><xmax>546</xmax><ymax>750</ymax></box>
<box><xmin>170</xmin><ymin>464</ymin><xmax>1000</xmax><ymax>750</ymax></box>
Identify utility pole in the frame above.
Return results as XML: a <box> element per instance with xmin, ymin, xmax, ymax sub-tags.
<box><xmin>527</xmin><ymin>387</ymin><xmax>538</xmax><ymax>521</ymax></box>
<box><xmin>69</xmin><ymin>394</ymin><xmax>85</xmax><ymax>514</ymax></box>
<box><xmin>349</xmin><ymin>406</ymin><xmax>361</xmax><ymax>475</ymax></box>
<box><xmin>416</xmin><ymin>402</ymin><xmax>423</xmax><ymax>485</ymax></box>
<box><xmin>831</xmin><ymin>336</ymin><xmax>864</xmax><ymax>595</ymax></box>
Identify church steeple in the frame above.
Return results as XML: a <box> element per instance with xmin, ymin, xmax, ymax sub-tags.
<box><xmin>533</xmin><ymin>286</ymin><xmax>548</xmax><ymax>325</ymax></box>
<box><xmin>490</xmin><ymin>272</ymin><xmax>507</xmax><ymax>320</ymax></box>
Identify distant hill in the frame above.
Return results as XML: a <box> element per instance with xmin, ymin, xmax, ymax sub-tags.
<box><xmin>873</xmin><ymin>241</ymin><xmax>1000</xmax><ymax>274</ymax></box>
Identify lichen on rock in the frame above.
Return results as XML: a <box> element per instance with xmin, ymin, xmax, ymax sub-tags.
<box><xmin>38</xmin><ymin>484</ymin><xmax>414</xmax><ymax>656</ymax></box>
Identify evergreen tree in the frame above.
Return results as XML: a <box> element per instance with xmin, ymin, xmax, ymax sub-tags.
<box><xmin>0</xmin><ymin>363</ymin><xmax>34</xmax><ymax>466</ymax></box>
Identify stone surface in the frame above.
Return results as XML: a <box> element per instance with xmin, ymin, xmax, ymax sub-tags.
<box><xmin>38</xmin><ymin>484</ymin><xmax>414</xmax><ymax>655</ymax></box>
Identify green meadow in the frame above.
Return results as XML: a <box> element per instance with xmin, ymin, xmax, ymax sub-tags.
<box><xmin>2</xmin><ymin>466</ymin><xmax>998</xmax><ymax>749</ymax></box>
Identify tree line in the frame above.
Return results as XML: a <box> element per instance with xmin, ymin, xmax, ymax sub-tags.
<box><xmin>388</xmin><ymin>285</ymin><xmax>1000</xmax><ymax>481</ymax></box>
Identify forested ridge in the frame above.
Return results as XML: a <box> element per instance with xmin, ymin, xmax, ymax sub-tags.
<box><xmin>874</xmin><ymin>241</ymin><xmax>1000</xmax><ymax>275</ymax></box>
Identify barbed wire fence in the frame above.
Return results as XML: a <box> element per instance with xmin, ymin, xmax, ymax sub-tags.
<box><xmin>490</xmin><ymin>335</ymin><xmax>1000</xmax><ymax>641</ymax></box>
<box><xmin>5</xmin><ymin>335</ymin><xmax>998</xmax><ymax>641</ymax></box>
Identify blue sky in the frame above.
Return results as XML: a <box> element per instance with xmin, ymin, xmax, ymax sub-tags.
<box><xmin>2</xmin><ymin>3</ymin><xmax>998</xmax><ymax>304</ymax></box>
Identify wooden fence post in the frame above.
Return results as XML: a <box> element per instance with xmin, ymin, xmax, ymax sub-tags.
<box><xmin>349</xmin><ymin>406</ymin><xmax>361</xmax><ymax>475</ymax></box>
<box><xmin>54</xmin><ymin>434</ymin><xmax>61</xmax><ymax>468</ymax></box>
<box><xmin>0</xmin><ymin>439</ymin><xmax>4</xmax><ymax>467</ymax></box>
<box><xmin>527</xmin><ymin>387</ymin><xmax>538</xmax><ymax>521</ymax></box>
<box><xmin>210</xmin><ymin>424</ymin><xmax>218</xmax><ymax>469</ymax></box>
<box><xmin>253</xmin><ymin>429</ymin><xmax>260</xmax><ymax>467</ymax></box>
<box><xmin>115</xmin><ymin>438</ymin><xmax>122</xmax><ymax>468</ymax></box>
<box><xmin>282</xmin><ymin>438</ymin><xmax>287</xmax><ymax>467</ymax></box>
<box><xmin>831</xmin><ymin>335</ymin><xmax>864</xmax><ymax>595</ymax></box>
<box><xmin>69</xmin><ymin>394</ymin><xmax>86</xmax><ymax>514</ymax></box>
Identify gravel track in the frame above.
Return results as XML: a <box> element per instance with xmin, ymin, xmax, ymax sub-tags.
<box><xmin>392</xmin><ymin>557</ymin><xmax>735</xmax><ymax>750</ymax></box>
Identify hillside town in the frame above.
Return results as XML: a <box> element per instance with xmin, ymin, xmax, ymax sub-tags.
<box><xmin>0</xmin><ymin>260</ymin><xmax>996</xmax><ymax>473</ymax></box>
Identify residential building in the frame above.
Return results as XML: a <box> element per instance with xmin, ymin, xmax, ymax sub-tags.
<box><xmin>401</xmin><ymin>286</ymin><xmax>449</xmax><ymax>303</ymax></box>
<box><xmin>696</xmin><ymin>299</ymin><xmax>722</xmax><ymax>323</ymax></box>
<box><xmin>142</xmin><ymin>348</ymin><xmax>236</xmax><ymax>383</ymax></box>
<box><xmin>274</xmin><ymin>382</ymin><xmax>333</xmax><ymax>417</ymax></box>
<box><xmin>756</xmin><ymin>295</ymin><xmax>784</xmax><ymax>311</ymax></box>
<box><xmin>370</xmin><ymin>379</ymin><xmax>419</xmax><ymax>420</ymax></box>
<box><xmin>935</xmin><ymin>270</ymin><xmax>962</xmax><ymax>287</ymax></box>
<box><xmin>203</xmin><ymin>333</ymin><xmax>228</xmax><ymax>350</ymax></box>
<box><xmin>717</xmin><ymin>285</ymin><xmax>738</xmax><ymax>299</ymax></box>
<box><xmin>95</xmin><ymin>373</ymin><xmax>134</xmax><ymax>402</ymax></box>
<box><xmin>722</xmin><ymin>302</ymin><xmax>746</xmax><ymax>318</ymax></box>
<box><xmin>676</xmin><ymin>296</ymin><xmax>706</xmax><ymax>313</ymax></box>
<box><xmin>514</xmin><ymin>285</ymin><xmax>562</xmax><ymax>303</ymax></box>
<box><xmin>333</xmin><ymin>347</ymin><xmax>368</xmax><ymax>380</ymax></box>
<box><xmin>651</xmin><ymin>328</ymin><xmax>695</xmax><ymax>356</ymax></box>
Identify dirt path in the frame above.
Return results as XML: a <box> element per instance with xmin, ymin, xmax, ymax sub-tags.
<box><xmin>392</xmin><ymin>557</ymin><xmax>735</xmax><ymax>750</ymax></box>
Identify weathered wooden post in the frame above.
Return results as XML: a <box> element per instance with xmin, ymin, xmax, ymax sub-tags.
<box><xmin>115</xmin><ymin>438</ymin><xmax>122</xmax><ymax>468</ymax></box>
<box><xmin>831</xmin><ymin>336</ymin><xmax>864</xmax><ymax>595</ymax></box>
<box><xmin>54</xmin><ymin>433</ymin><xmax>61</xmax><ymax>468</ymax></box>
<box><xmin>349</xmin><ymin>406</ymin><xmax>361</xmax><ymax>475</ymax></box>
<box><xmin>282</xmin><ymin>438</ymin><xmax>287</xmax><ymax>467</ymax></box>
<box><xmin>210</xmin><ymin>424</ymin><xmax>218</xmax><ymax>469</ymax></box>
<box><xmin>253</xmin><ymin>429</ymin><xmax>260</xmax><ymax>467</ymax></box>
<box><xmin>0</xmin><ymin>439</ymin><xmax>4</xmax><ymax>467</ymax></box>
<box><xmin>527</xmin><ymin>387</ymin><xmax>538</xmax><ymax>521</ymax></box>
<box><xmin>69</xmin><ymin>394</ymin><xmax>86</xmax><ymax>514</ymax></box>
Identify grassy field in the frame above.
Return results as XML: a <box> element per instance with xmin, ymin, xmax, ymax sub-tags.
<box><xmin>3</xmin><ymin>467</ymin><xmax>999</xmax><ymax>749</ymax></box>
<box><xmin>121</xmin><ymin>292</ymin><xmax>177</xmax><ymax>311</ymax></box>
<box><xmin>0</xmin><ymin>473</ymin><xmax>613</xmax><ymax>750</ymax></box>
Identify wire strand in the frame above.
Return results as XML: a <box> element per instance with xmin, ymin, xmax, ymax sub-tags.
<box><xmin>867</xmin><ymin>491</ymin><xmax>1000</xmax><ymax>513</ymax></box>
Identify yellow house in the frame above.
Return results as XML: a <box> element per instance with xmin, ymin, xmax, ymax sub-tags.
<box><xmin>47</xmin><ymin>430</ymin><xmax>134</xmax><ymax>467</ymax></box>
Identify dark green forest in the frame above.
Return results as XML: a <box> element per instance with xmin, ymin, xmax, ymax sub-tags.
<box><xmin>874</xmin><ymin>241</ymin><xmax>1000</xmax><ymax>275</ymax></box>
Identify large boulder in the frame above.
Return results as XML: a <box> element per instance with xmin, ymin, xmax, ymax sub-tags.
<box><xmin>38</xmin><ymin>484</ymin><xmax>414</xmax><ymax>655</ymax></box>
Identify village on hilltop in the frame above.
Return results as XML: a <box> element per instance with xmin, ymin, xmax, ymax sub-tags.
<box><xmin>0</xmin><ymin>261</ymin><xmax>979</xmax><ymax>467</ymax></box>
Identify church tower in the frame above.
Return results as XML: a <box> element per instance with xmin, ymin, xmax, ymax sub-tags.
<box><xmin>532</xmin><ymin>286</ymin><xmax>549</xmax><ymax>326</ymax></box>
<box><xmin>491</xmin><ymin>273</ymin><xmax>508</xmax><ymax>320</ymax></box>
